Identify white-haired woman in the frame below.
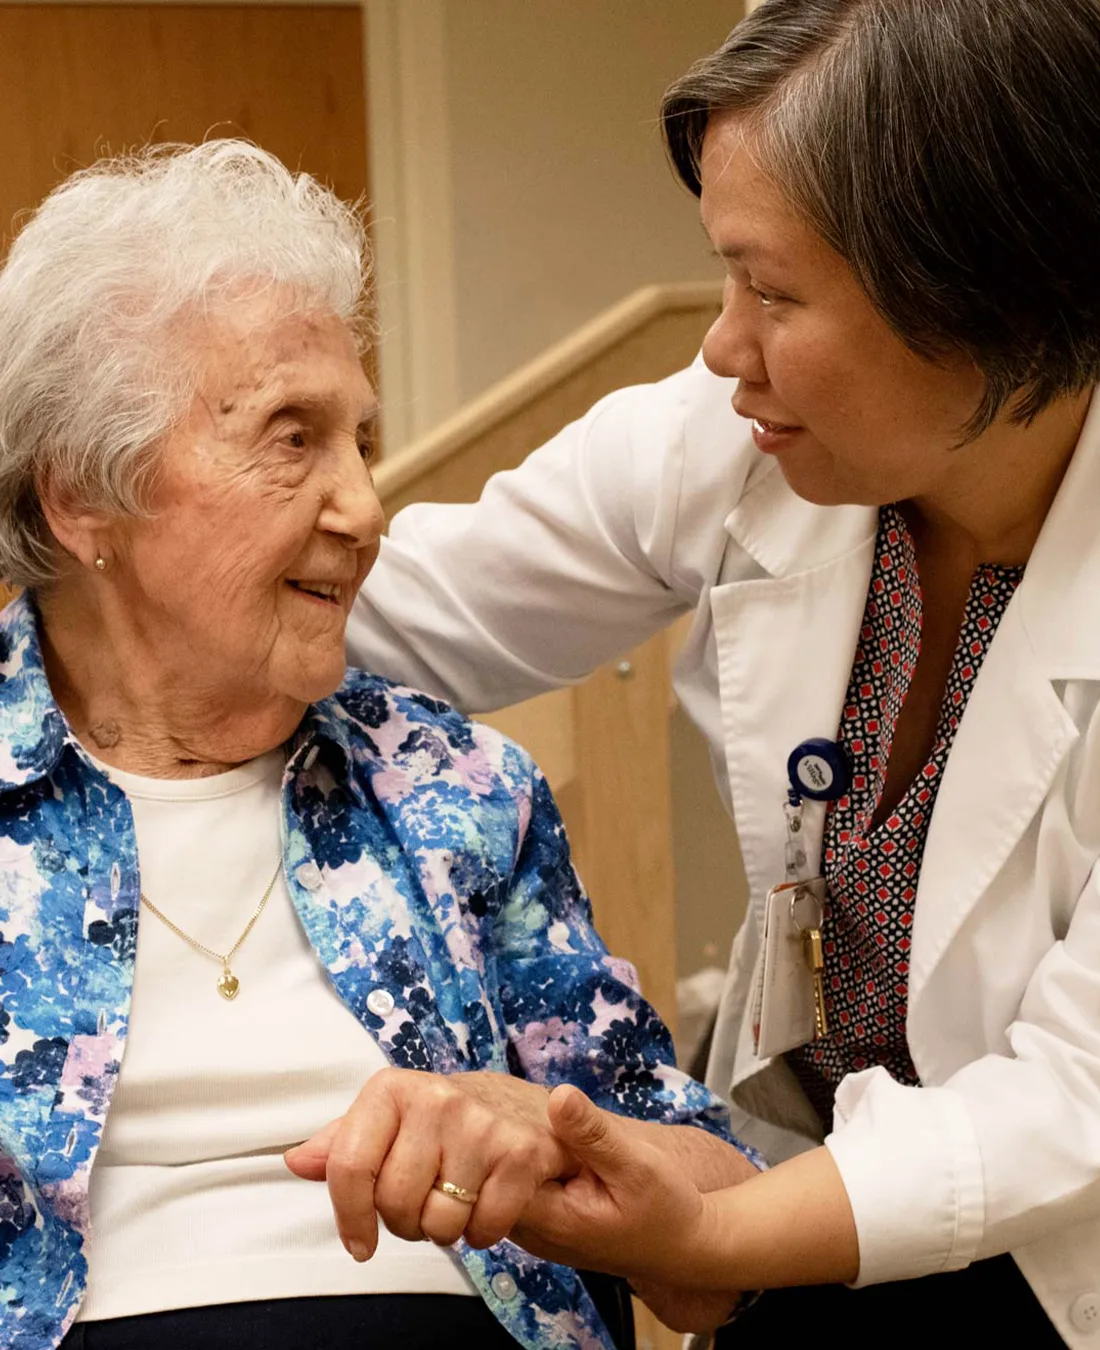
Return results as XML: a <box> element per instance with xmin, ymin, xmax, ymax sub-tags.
<box><xmin>0</xmin><ymin>142</ymin><xmax>752</xmax><ymax>1350</ymax></box>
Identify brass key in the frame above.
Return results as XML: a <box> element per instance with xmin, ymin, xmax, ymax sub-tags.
<box><xmin>803</xmin><ymin>926</ymin><xmax>829</xmax><ymax>1039</ymax></box>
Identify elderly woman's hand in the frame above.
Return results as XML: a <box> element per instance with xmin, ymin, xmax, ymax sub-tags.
<box><xmin>284</xmin><ymin>1068</ymin><xmax>579</xmax><ymax>1256</ymax></box>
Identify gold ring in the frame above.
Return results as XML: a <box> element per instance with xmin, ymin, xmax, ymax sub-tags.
<box><xmin>434</xmin><ymin>1179</ymin><xmax>479</xmax><ymax>1205</ymax></box>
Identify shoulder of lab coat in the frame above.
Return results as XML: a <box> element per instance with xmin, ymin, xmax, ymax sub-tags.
<box><xmin>348</xmin><ymin>357</ymin><xmax>755</xmax><ymax>709</ymax></box>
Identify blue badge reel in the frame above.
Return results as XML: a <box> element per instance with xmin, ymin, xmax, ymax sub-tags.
<box><xmin>786</xmin><ymin>737</ymin><xmax>851</xmax><ymax>805</ymax></box>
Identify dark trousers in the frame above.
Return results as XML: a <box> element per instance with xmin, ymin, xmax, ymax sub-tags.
<box><xmin>61</xmin><ymin>1294</ymin><xmax>522</xmax><ymax>1349</ymax></box>
<box><xmin>716</xmin><ymin>1255</ymin><xmax>1064</xmax><ymax>1347</ymax></box>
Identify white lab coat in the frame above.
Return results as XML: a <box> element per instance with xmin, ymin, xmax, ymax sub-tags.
<box><xmin>350</xmin><ymin>359</ymin><xmax>1100</xmax><ymax>1343</ymax></box>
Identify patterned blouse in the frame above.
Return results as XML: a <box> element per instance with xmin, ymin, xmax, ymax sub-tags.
<box><xmin>0</xmin><ymin>593</ymin><xmax>745</xmax><ymax>1350</ymax></box>
<box><xmin>789</xmin><ymin>505</ymin><xmax>1024</xmax><ymax>1127</ymax></box>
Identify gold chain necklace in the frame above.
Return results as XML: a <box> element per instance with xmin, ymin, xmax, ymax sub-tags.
<box><xmin>139</xmin><ymin>860</ymin><xmax>283</xmax><ymax>1001</ymax></box>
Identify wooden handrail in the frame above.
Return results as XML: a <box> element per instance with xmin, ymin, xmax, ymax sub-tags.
<box><xmin>374</xmin><ymin>280</ymin><xmax>723</xmax><ymax>501</ymax></box>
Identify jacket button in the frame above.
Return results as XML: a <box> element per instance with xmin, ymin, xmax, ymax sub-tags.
<box><xmin>295</xmin><ymin>861</ymin><xmax>323</xmax><ymax>891</ymax></box>
<box><xmin>366</xmin><ymin>989</ymin><xmax>395</xmax><ymax>1017</ymax></box>
<box><xmin>1070</xmin><ymin>1294</ymin><xmax>1100</xmax><ymax>1333</ymax></box>
<box><xmin>490</xmin><ymin>1272</ymin><xmax>518</xmax><ymax>1302</ymax></box>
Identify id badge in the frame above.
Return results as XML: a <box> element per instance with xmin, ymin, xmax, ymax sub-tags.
<box><xmin>751</xmin><ymin>876</ymin><xmax>827</xmax><ymax>1059</ymax></box>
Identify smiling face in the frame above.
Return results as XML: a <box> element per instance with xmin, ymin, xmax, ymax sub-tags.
<box><xmin>103</xmin><ymin>291</ymin><xmax>383</xmax><ymax>720</ymax></box>
<box><xmin>700</xmin><ymin>113</ymin><xmax>991</xmax><ymax>507</ymax></box>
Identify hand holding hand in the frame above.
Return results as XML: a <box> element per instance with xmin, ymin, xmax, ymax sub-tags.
<box><xmin>284</xmin><ymin>1068</ymin><xmax>578</xmax><ymax>1258</ymax></box>
<box><xmin>516</xmin><ymin>1087</ymin><xmax>861</xmax><ymax>1295</ymax></box>
<box><xmin>511</xmin><ymin>1084</ymin><xmax>712</xmax><ymax>1285</ymax></box>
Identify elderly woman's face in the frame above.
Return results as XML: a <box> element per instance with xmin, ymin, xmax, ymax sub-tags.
<box><xmin>105</xmin><ymin>293</ymin><xmax>383</xmax><ymax>708</ymax></box>
<box><xmin>699</xmin><ymin>114</ymin><xmax>988</xmax><ymax>508</ymax></box>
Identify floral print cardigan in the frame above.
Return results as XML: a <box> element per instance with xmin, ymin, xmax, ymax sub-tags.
<box><xmin>0</xmin><ymin>595</ymin><xmax>739</xmax><ymax>1350</ymax></box>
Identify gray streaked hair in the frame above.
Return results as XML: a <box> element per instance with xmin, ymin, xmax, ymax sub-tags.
<box><xmin>662</xmin><ymin>0</ymin><xmax>1100</xmax><ymax>439</ymax></box>
<box><xmin>0</xmin><ymin>139</ymin><xmax>372</xmax><ymax>589</ymax></box>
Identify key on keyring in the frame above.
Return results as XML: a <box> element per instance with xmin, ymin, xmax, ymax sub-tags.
<box><xmin>803</xmin><ymin>927</ymin><xmax>829</xmax><ymax>1039</ymax></box>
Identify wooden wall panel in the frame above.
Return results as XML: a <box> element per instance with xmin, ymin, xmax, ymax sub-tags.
<box><xmin>0</xmin><ymin>5</ymin><xmax>368</xmax><ymax>253</ymax></box>
<box><xmin>0</xmin><ymin>3</ymin><xmax>372</xmax><ymax>597</ymax></box>
<box><xmin>377</xmin><ymin>303</ymin><xmax>723</xmax><ymax>516</ymax></box>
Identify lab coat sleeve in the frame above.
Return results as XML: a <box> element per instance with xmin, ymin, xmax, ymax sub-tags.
<box><xmin>826</xmin><ymin>864</ymin><xmax>1100</xmax><ymax>1285</ymax></box>
<box><xmin>346</xmin><ymin>363</ymin><xmax>718</xmax><ymax>711</ymax></box>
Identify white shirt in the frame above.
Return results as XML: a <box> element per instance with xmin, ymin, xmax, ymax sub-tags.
<box><xmin>79</xmin><ymin>750</ymin><xmax>474</xmax><ymax>1321</ymax></box>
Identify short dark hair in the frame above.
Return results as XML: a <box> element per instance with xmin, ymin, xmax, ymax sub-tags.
<box><xmin>661</xmin><ymin>0</ymin><xmax>1100</xmax><ymax>436</ymax></box>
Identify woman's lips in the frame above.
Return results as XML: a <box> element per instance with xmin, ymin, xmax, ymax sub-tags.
<box><xmin>750</xmin><ymin>416</ymin><xmax>804</xmax><ymax>455</ymax></box>
<box><xmin>286</xmin><ymin>579</ymin><xmax>343</xmax><ymax>607</ymax></box>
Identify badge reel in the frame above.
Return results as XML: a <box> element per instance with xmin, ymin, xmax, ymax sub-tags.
<box><xmin>751</xmin><ymin>739</ymin><xmax>850</xmax><ymax>1059</ymax></box>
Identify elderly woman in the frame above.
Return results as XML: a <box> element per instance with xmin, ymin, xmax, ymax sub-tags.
<box><xmin>351</xmin><ymin>0</ymin><xmax>1100</xmax><ymax>1345</ymax></box>
<box><xmin>0</xmin><ymin>142</ymin><xmax>750</xmax><ymax>1350</ymax></box>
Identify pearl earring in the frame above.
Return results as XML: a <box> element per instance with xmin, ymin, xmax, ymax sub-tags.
<box><xmin>94</xmin><ymin>555</ymin><xmax>106</xmax><ymax>572</ymax></box>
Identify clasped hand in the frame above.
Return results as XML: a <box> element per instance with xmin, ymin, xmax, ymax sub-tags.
<box><xmin>284</xmin><ymin>1067</ymin><xmax>578</xmax><ymax>1257</ymax></box>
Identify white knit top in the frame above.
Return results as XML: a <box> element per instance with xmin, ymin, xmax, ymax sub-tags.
<box><xmin>77</xmin><ymin>750</ymin><xmax>475</xmax><ymax>1322</ymax></box>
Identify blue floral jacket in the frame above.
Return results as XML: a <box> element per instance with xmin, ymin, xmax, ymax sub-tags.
<box><xmin>0</xmin><ymin>594</ymin><xmax>740</xmax><ymax>1350</ymax></box>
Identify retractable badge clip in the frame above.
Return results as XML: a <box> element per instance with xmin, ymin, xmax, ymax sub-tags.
<box><xmin>783</xmin><ymin>738</ymin><xmax>850</xmax><ymax>881</ymax></box>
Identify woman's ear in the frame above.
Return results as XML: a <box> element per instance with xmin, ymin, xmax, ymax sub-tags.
<box><xmin>35</xmin><ymin>469</ymin><xmax>113</xmax><ymax>573</ymax></box>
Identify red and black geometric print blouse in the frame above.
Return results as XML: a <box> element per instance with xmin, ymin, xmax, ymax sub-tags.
<box><xmin>787</xmin><ymin>504</ymin><xmax>1024</xmax><ymax>1129</ymax></box>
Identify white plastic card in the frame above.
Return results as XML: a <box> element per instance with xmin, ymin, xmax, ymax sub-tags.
<box><xmin>752</xmin><ymin>877</ymin><xmax>826</xmax><ymax>1060</ymax></box>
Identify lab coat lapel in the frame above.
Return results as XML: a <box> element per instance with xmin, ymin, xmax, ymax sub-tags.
<box><xmin>711</xmin><ymin>466</ymin><xmax>877</xmax><ymax>921</ymax></box>
<box><xmin>908</xmin><ymin>601</ymin><xmax>1078</xmax><ymax>1016</ymax></box>
<box><xmin>909</xmin><ymin>391</ymin><xmax>1100</xmax><ymax>1016</ymax></box>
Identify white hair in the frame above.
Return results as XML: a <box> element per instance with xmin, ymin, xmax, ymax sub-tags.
<box><xmin>0</xmin><ymin>139</ymin><xmax>372</xmax><ymax>589</ymax></box>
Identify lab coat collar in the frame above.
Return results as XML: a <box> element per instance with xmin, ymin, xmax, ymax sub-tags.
<box><xmin>1016</xmin><ymin>386</ymin><xmax>1100</xmax><ymax>677</ymax></box>
<box><xmin>723</xmin><ymin>386</ymin><xmax>1100</xmax><ymax>677</ymax></box>
<box><xmin>723</xmin><ymin>458</ymin><xmax>876</xmax><ymax>579</ymax></box>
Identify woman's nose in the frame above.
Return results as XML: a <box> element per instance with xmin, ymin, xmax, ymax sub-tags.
<box><xmin>321</xmin><ymin>443</ymin><xmax>386</xmax><ymax>548</ymax></box>
<box><xmin>701</xmin><ymin>282</ymin><xmax>767</xmax><ymax>384</ymax></box>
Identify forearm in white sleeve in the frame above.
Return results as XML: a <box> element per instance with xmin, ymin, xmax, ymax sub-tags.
<box><xmin>347</xmin><ymin>368</ymin><xmax>709</xmax><ymax>712</ymax></box>
<box><xmin>826</xmin><ymin>873</ymin><xmax>1100</xmax><ymax>1285</ymax></box>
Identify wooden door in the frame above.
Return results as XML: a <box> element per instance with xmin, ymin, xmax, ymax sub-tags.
<box><xmin>0</xmin><ymin>1</ymin><xmax>369</xmax><ymax>607</ymax></box>
<box><xmin>0</xmin><ymin>4</ymin><xmax>368</xmax><ymax>254</ymax></box>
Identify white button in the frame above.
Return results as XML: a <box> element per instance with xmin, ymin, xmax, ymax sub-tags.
<box><xmin>1070</xmin><ymin>1294</ymin><xmax>1100</xmax><ymax>1334</ymax></box>
<box><xmin>366</xmin><ymin>989</ymin><xmax>395</xmax><ymax>1017</ymax></box>
<box><xmin>295</xmin><ymin>861</ymin><xmax>323</xmax><ymax>891</ymax></box>
<box><xmin>302</xmin><ymin>745</ymin><xmax>320</xmax><ymax>771</ymax></box>
<box><xmin>490</xmin><ymin>1272</ymin><xmax>518</xmax><ymax>1302</ymax></box>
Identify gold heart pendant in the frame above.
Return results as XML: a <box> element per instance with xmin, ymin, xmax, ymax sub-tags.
<box><xmin>217</xmin><ymin>970</ymin><xmax>240</xmax><ymax>1001</ymax></box>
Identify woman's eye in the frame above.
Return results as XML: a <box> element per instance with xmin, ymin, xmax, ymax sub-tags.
<box><xmin>747</xmin><ymin>282</ymin><xmax>780</xmax><ymax>307</ymax></box>
<box><xmin>285</xmin><ymin>430</ymin><xmax>307</xmax><ymax>450</ymax></box>
<box><xmin>358</xmin><ymin>434</ymin><xmax>376</xmax><ymax>464</ymax></box>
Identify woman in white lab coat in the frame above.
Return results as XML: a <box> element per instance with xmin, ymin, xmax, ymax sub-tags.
<box><xmin>350</xmin><ymin>0</ymin><xmax>1100</xmax><ymax>1342</ymax></box>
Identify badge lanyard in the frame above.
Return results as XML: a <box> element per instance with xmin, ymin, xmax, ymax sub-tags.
<box><xmin>784</xmin><ymin>737</ymin><xmax>851</xmax><ymax>882</ymax></box>
<box><xmin>766</xmin><ymin>739</ymin><xmax>853</xmax><ymax>1042</ymax></box>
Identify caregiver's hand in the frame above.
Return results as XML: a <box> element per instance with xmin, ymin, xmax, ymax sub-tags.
<box><xmin>284</xmin><ymin>1068</ymin><xmax>578</xmax><ymax>1256</ymax></box>
<box><xmin>514</xmin><ymin>1085</ymin><xmax>861</xmax><ymax>1291</ymax></box>
<box><xmin>511</xmin><ymin>1084</ymin><xmax>711</xmax><ymax>1283</ymax></box>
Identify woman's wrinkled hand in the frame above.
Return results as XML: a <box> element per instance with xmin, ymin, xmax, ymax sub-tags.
<box><xmin>283</xmin><ymin>1067</ymin><xmax>578</xmax><ymax>1257</ymax></box>
<box><xmin>511</xmin><ymin>1084</ymin><xmax>712</xmax><ymax>1285</ymax></box>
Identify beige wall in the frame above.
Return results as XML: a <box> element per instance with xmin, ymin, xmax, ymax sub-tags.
<box><xmin>366</xmin><ymin>1</ymin><xmax>742</xmax><ymax>443</ymax></box>
<box><xmin>365</xmin><ymin>3</ymin><xmax>751</xmax><ymax>982</ymax></box>
<box><xmin>443</xmin><ymin>5</ymin><xmax>752</xmax><ymax>983</ymax></box>
<box><xmin>442</xmin><ymin>1</ymin><xmax>739</xmax><ymax>404</ymax></box>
